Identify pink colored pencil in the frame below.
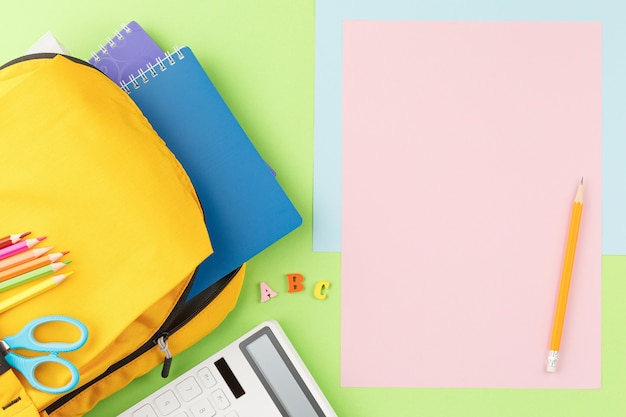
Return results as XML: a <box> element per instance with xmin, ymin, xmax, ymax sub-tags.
<box><xmin>0</xmin><ymin>237</ymin><xmax>46</xmax><ymax>261</ymax></box>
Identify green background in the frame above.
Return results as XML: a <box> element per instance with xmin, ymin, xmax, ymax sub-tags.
<box><xmin>1</xmin><ymin>1</ymin><xmax>624</xmax><ymax>416</ymax></box>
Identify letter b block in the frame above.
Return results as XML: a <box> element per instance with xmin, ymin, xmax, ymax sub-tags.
<box><xmin>287</xmin><ymin>273</ymin><xmax>305</xmax><ymax>292</ymax></box>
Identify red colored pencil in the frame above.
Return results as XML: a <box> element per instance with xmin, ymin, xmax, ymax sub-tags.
<box><xmin>0</xmin><ymin>232</ymin><xmax>30</xmax><ymax>250</ymax></box>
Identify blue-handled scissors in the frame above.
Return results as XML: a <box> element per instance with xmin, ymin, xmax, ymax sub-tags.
<box><xmin>0</xmin><ymin>315</ymin><xmax>88</xmax><ymax>394</ymax></box>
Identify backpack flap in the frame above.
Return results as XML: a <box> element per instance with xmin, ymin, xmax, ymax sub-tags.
<box><xmin>0</xmin><ymin>55</ymin><xmax>213</xmax><ymax>410</ymax></box>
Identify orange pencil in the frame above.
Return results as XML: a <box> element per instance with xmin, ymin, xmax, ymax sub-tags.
<box><xmin>0</xmin><ymin>246</ymin><xmax>54</xmax><ymax>272</ymax></box>
<box><xmin>0</xmin><ymin>251</ymin><xmax>69</xmax><ymax>283</ymax></box>
<box><xmin>547</xmin><ymin>178</ymin><xmax>584</xmax><ymax>372</ymax></box>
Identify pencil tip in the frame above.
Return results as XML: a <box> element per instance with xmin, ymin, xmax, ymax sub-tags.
<box><xmin>20</xmin><ymin>232</ymin><xmax>31</xmax><ymax>238</ymax></box>
<box><xmin>37</xmin><ymin>236</ymin><xmax>47</xmax><ymax>241</ymax></box>
<box><xmin>580</xmin><ymin>176</ymin><xmax>584</xmax><ymax>185</ymax></box>
<box><xmin>54</xmin><ymin>271</ymin><xmax>73</xmax><ymax>283</ymax></box>
<box><xmin>61</xmin><ymin>251</ymin><xmax>70</xmax><ymax>255</ymax></box>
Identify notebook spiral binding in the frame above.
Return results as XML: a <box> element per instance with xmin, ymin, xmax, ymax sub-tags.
<box><xmin>90</xmin><ymin>23</ymin><xmax>132</xmax><ymax>62</ymax></box>
<box><xmin>120</xmin><ymin>47</ymin><xmax>185</xmax><ymax>94</ymax></box>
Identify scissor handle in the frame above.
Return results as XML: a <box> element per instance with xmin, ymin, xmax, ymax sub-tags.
<box><xmin>4</xmin><ymin>351</ymin><xmax>80</xmax><ymax>394</ymax></box>
<box><xmin>3</xmin><ymin>315</ymin><xmax>88</xmax><ymax>353</ymax></box>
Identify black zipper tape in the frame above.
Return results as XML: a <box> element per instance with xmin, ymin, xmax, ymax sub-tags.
<box><xmin>0</xmin><ymin>53</ymin><xmax>97</xmax><ymax>72</ymax></box>
<box><xmin>44</xmin><ymin>267</ymin><xmax>240</xmax><ymax>414</ymax></box>
<box><xmin>155</xmin><ymin>269</ymin><xmax>240</xmax><ymax>379</ymax></box>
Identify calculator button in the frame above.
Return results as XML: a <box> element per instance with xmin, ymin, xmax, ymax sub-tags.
<box><xmin>176</xmin><ymin>377</ymin><xmax>203</xmax><ymax>402</ymax></box>
<box><xmin>190</xmin><ymin>397</ymin><xmax>216</xmax><ymax>416</ymax></box>
<box><xmin>132</xmin><ymin>404</ymin><xmax>158</xmax><ymax>417</ymax></box>
<box><xmin>154</xmin><ymin>390</ymin><xmax>181</xmax><ymax>415</ymax></box>
<box><xmin>210</xmin><ymin>389</ymin><xmax>230</xmax><ymax>410</ymax></box>
<box><xmin>197</xmin><ymin>367</ymin><xmax>217</xmax><ymax>388</ymax></box>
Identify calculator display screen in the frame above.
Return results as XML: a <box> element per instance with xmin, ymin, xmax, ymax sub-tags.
<box><xmin>241</xmin><ymin>327</ymin><xmax>325</xmax><ymax>417</ymax></box>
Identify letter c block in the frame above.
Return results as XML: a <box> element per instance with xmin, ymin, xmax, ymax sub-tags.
<box><xmin>314</xmin><ymin>280</ymin><xmax>330</xmax><ymax>300</ymax></box>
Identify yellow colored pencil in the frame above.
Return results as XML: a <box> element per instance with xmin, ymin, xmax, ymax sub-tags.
<box><xmin>547</xmin><ymin>178</ymin><xmax>584</xmax><ymax>373</ymax></box>
<box><xmin>0</xmin><ymin>272</ymin><xmax>72</xmax><ymax>314</ymax></box>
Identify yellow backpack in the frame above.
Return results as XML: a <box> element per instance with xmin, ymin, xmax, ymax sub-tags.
<box><xmin>0</xmin><ymin>53</ymin><xmax>246</xmax><ymax>416</ymax></box>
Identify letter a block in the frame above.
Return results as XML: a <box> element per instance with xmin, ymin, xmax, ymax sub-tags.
<box><xmin>260</xmin><ymin>281</ymin><xmax>278</xmax><ymax>302</ymax></box>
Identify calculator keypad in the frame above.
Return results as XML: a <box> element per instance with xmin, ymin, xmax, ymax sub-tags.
<box><xmin>130</xmin><ymin>368</ymin><xmax>236</xmax><ymax>417</ymax></box>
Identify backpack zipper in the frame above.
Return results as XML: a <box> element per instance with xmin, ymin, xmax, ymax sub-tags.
<box><xmin>157</xmin><ymin>333</ymin><xmax>173</xmax><ymax>378</ymax></box>
<box><xmin>152</xmin><ymin>269</ymin><xmax>237</xmax><ymax>378</ymax></box>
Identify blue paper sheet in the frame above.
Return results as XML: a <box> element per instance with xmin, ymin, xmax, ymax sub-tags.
<box><xmin>313</xmin><ymin>0</ymin><xmax>626</xmax><ymax>254</ymax></box>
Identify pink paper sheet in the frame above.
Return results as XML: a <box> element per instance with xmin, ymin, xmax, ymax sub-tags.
<box><xmin>341</xmin><ymin>21</ymin><xmax>602</xmax><ymax>388</ymax></box>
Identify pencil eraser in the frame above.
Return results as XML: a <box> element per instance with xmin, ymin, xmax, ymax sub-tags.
<box><xmin>260</xmin><ymin>281</ymin><xmax>278</xmax><ymax>303</ymax></box>
<box><xmin>546</xmin><ymin>350</ymin><xmax>558</xmax><ymax>373</ymax></box>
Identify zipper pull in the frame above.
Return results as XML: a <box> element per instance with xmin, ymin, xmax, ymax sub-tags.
<box><xmin>157</xmin><ymin>334</ymin><xmax>172</xmax><ymax>378</ymax></box>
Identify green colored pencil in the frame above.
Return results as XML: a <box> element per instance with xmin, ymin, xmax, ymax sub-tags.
<box><xmin>0</xmin><ymin>260</ymin><xmax>71</xmax><ymax>293</ymax></box>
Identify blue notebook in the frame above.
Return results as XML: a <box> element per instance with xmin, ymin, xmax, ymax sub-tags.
<box><xmin>123</xmin><ymin>47</ymin><xmax>302</xmax><ymax>299</ymax></box>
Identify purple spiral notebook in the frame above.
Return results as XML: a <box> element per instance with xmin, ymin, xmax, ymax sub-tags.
<box><xmin>88</xmin><ymin>21</ymin><xmax>165</xmax><ymax>85</ymax></box>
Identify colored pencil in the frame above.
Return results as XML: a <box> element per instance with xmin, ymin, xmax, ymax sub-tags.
<box><xmin>0</xmin><ymin>232</ymin><xmax>30</xmax><ymax>250</ymax></box>
<box><xmin>547</xmin><ymin>178</ymin><xmax>584</xmax><ymax>373</ymax></box>
<box><xmin>0</xmin><ymin>246</ymin><xmax>53</xmax><ymax>272</ymax></box>
<box><xmin>0</xmin><ymin>260</ymin><xmax>70</xmax><ymax>293</ymax></box>
<box><xmin>0</xmin><ymin>272</ymin><xmax>72</xmax><ymax>314</ymax></box>
<box><xmin>0</xmin><ymin>236</ymin><xmax>46</xmax><ymax>261</ymax></box>
<box><xmin>0</xmin><ymin>251</ymin><xmax>69</xmax><ymax>283</ymax></box>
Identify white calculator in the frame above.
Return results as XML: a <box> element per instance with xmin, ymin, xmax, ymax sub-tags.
<box><xmin>118</xmin><ymin>321</ymin><xmax>338</xmax><ymax>417</ymax></box>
